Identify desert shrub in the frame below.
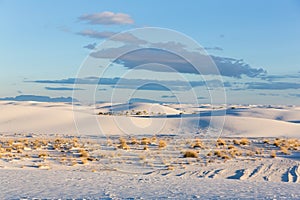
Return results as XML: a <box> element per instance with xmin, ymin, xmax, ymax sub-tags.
<box><xmin>221</xmin><ymin>154</ymin><xmax>230</xmax><ymax>160</ymax></box>
<box><xmin>270</xmin><ymin>150</ymin><xmax>276</xmax><ymax>158</ymax></box>
<box><xmin>141</xmin><ymin>138</ymin><xmax>151</xmax><ymax>145</ymax></box>
<box><xmin>240</xmin><ymin>138</ymin><xmax>250</xmax><ymax>145</ymax></box>
<box><xmin>255</xmin><ymin>148</ymin><xmax>262</xmax><ymax>155</ymax></box>
<box><xmin>151</xmin><ymin>136</ymin><xmax>157</xmax><ymax>143</ymax></box>
<box><xmin>79</xmin><ymin>149</ymin><xmax>89</xmax><ymax>157</ymax></box>
<box><xmin>217</xmin><ymin>138</ymin><xmax>226</xmax><ymax>146</ymax></box>
<box><xmin>158</xmin><ymin>140</ymin><xmax>167</xmax><ymax>149</ymax></box>
<box><xmin>246</xmin><ymin>151</ymin><xmax>255</xmax><ymax>156</ymax></box>
<box><xmin>38</xmin><ymin>152</ymin><xmax>48</xmax><ymax>158</ymax></box>
<box><xmin>119</xmin><ymin>138</ymin><xmax>126</xmax><ymax>144</ymax></box>
<box><xmin>207</xmin><ymin>151</ymin><xmax>212</xmax><ymax>156</ymax></box>
<box><xmin>214</xmin><ymin>150</ymin><xmax>222</xmax><ymax>157</ymax></box>
<box><xmin>183</xmin><ymin>150</ymin><xmax>198</xmax><ymax>158</ymax></box>
<box><xmin>81</xmin><ymin>158</ymin><xmax>88</xmax><ymax>164</ymax></box>
<box><xmin>143</xmin><ymin>145</ymin><xmax>149</xmax><ymax>150</ymax></box>
<box><xmin>131</xmin><ymin>138</ymin><xmax>139</xmax><ymax>145</ymax></box>
<box><xmin>280</xmin><ymin>147</ymin><xmax>291</xmax><ymax>155</ymax></box>
<box><xmin>233</xmin><ymin>139</ymin><xmax>240</xmax><ymax>145</ymax></box>
<box><xmin>192</xmin><ymin>139</ymin><xmax>204</xmax><ymax>149</ymax></box>
<box><xmin>167</xmin><ymin>165</ymin><xmax>175</xmax><ymax>170</ymax></box>
<box><xmin>273</xmin><ymin>138</ymin><xmax>282</xmax><ymax>147</ymax></box>
<box><xmin>263</xmin><ymin>139</ymin><xmax>269</xmax><ymax>144</ymax></box>
<box><xmin>118</xmin><ymin>138</ymin><xmax>130</xmax><ymax>150</ymax></box>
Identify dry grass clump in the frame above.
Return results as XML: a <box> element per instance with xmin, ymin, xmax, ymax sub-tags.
<box><xmin>151</xmin><ymin>136</ymin><xmax>157</xmax><ymax>144</ymax></box>
<box><xmin>130</xmin><ymin>137</ymin><xmax>139</xmax><ymax>145</ymax></box>
<box><xmin>214</xmin><ymin>150</ymin><xmax>222</xmax><ymax>157</ymax></box>
<box><xmin>79</xmin><ymin>149</ymin><xmax>90</xmax><ymax>157</ymax></box>
<box><xmin>255</xmin><ymin>148</ymin><xmax>262</xmax><ymax>155</ymax></box>
<box><xmin>245</xmin><ymin>150</ymin><xmax>255</xmax><ymax>156</ymax></box>
<box><xmin>229</xmin><ymin>149</ymin><xmax>242</xmax><ymax>157</ymax></box>
<box><xmin>217</xmin><ymin>138</ymin><xmax>226</xmax><ymax>146</ymax></box>
<box><xmin>239</xmin><ymin>138</ymin><xmax>250</xmax><ymax>145</ymax></box>
<box><xmin>263</xmin><ymin>139</ymin><xmax>270</xmax><ymax>144</ymax></box>
<box><xmin>192</xmin><ymin>139</ymin><xmax>204</xmax><ymax>149</ymax></box>
<box><xmin>280</xmin><ymin>147</ymin><xmax>291</xmax><ymax>155</ymax></box>
<box><xmin>183</xmin><ymin>150</ymin><xmax>198</xmax><ymax>158</ymax></box>
<box><xmin>141</xmin><ymin>138</ymin><xmax>151</xmax><ymax>145</ymax></box>
<box><xmin>233</xmin><ymin>139</ymin><xmax>240</xmax><ymax>145</ymax></box>
<box><xmin>158</xmin><ymin>140</ymin><xmax>167</xmax><ymax>149</ymax></box>
<box><xmin>167</xmin><ymin>165</ymin><xmax>175</xmax><ymax>170</ymax></box>
<box><xmin>118</xmin><ymin>139</ymin><xmax>130</xmax><ymax>150</ymax></box>
<box><xmin>270</xmin><ymin>150</ymin><xmax>277</xmax><ymax>158</ymax></box>
<box><xmin>273</xmin><ymin>139</ymin><xmax>281</xmax><ymax>147</ymax></box>
<box><xmin>38</xmin><ymin>163</ymin><xmax>50</xmax><ymax>169</ymax></box>
<box><xmin>38</xmin><ymin>152</ymin><xmax>49</xmax><ymax>158</ymax></box>
<box><xmin>143</xmin><ymin>145</ymin><xmax>149</xmax><ymax>150</ymax></box>
<box><xmin>214</xmin><ymin>150</ymin><xmax>232</xmax><ymax>160</ymax></box>
<box><xmin>81</xmin><ymin>158</ymin><xmax>88</xmax><ymax>164</ymax></box>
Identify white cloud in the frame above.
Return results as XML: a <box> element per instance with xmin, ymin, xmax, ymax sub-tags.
<box><xmin>79</xmin><ymin>11</ymin><xmax>134</xmax><ymax>25</ymax></box>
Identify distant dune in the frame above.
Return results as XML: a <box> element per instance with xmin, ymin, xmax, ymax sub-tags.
<box><xmin>0</xmin><ymin>101</ymin><xmax>299</xmax><ymax>138</ymax></box>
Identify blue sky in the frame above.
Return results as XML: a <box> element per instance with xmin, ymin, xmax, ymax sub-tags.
<box><xmin>1</xmin><ymin>0</ymin><xmax>300</xmax><ymax>105</ymax></box>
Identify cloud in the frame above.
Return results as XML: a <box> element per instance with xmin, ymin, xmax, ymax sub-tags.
<box><xmin>45</xmin><ymin>87</ymin><xmax>85</xmax><ymax>91</ymax></box>
<box><xmin>204</xmin><ymin>47</ymin><xmax>224</xmax><ymax>51</ymax></box>
<box><xmin>211</xmin><ymin>56</ymin><xmax>266</xmax><ymax>78</ymax></box>
<box><xmin>31</xmin><ymin>77</ymin><xmax>228</xmax><ymax>91</ymax></box>
<box><xmin>78</xmin><ymin>30</ymin><xmax>115</xmax><ymax>39</ymax></box>
<box><xmin>247</xmin><ymin>82</ymin><xmax>300</xmax><ymax>90</ymax></box>
<box><xmin>113</xmin><ymin>83</ymin><xmax>172</xmax><ymax>91</ymax></box>
<box><xmin>0</xmin><ymin>95</ymin><xmax>77</xmax><ymax>102</ymax></box>
<box><xmin>161</xmin><ymin>95</ymin><xmax>176</xmax><ymax>98</ymax></box>
<box><xmin>78</xmin><ymin>11</ymin><xmax>134</xmax><ymax>25</ymax></box>
<box><xmin>78</xmin><ymin>30</ymin><xmax>147</xmax><ymax>45</ymax></box>
<box><xmin>258</xmin><ymin>93</ymin><xmax>280</xmax><ymax>96</ymax></box>
<box><xmin>83</xmin><ymin>43</ymin><xmax>97</xmax><ymax>50</ymax></box>
<box><xmin>90</xmin><ymin>45</ymin><xmax>266</xmax><ymax>78</ymax></box>
<box><xmin>261</xmin><ymin>74</ymin><xmax>300</xmax><ymax>81</ymax></box>
<box><xmin>289</xmin><ymin>94</ymin><xmax>300</xmax><ymax>98</ymax></box>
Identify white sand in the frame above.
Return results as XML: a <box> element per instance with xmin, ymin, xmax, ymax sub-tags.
<box><xmin>0</xmin><ymin>101</ymin><xmax>299</xmax><ymax>138</ymax></box>
<box><xmin>1</xmin><ymin>101</ymin><xmax>300</xmax><ymax>199</ymax></box>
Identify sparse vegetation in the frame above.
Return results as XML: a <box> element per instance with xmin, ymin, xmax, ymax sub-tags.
<box><xmin>0</xmin><ymin>136</ymin><xmax>298</xmax><ymax>174</ymax></box>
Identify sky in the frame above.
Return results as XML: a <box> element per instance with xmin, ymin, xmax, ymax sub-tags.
<box><xmin>0</xmin><ymin>0</ymin><xmax>300</xmax><ymax>105</ymax></box>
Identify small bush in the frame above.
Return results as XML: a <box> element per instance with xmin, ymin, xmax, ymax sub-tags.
<box><xmin>214</xmin><ymin>150</ymin><xmax>222</xmax><ymax>157</ymax></box>
<box><xmin>131</xmin><ymin>138</ymin><xmax>139</xmax><ymax>145</ymax></box>
<box><xmin>143</xmin><ymin>145</ymin><xmax>149</xmax><ymax>150</ymax></box>
<box><xmin>270</xmin><ymin>150</ymin><xmax>276</xmax><ymax>158</ymax></box>
<box><xmin>158</xmin><ymin>140</ymin><xmax>167</xmax><ymax>149</ymax></box>
<box><xmin>240</xmin><ymin>138</ymin><xmax>250</xmax><ymax>145</ymax></box>
<box><xmin>233</xmin><ymin>139</ymin><xmax>240</xmax><ymax>145</ymax></box>
<box><xmin>141</xmin><ymin>138</ymin><xmax>151</xmax><ymax>145</ymax></box>
<box><xmin>192</xmin><ymin>139</ymin><xmax>204</xmax><ymax>149</ymax></box>
<box><xmin>280</xmin><ymin>147</ymin><xmax>291</xmax><ymax>155</ymax></box>
<box><xmin>79</xmin><ymin>149</ymin><xmax>89</xmax><ymax>157</ymax></box>
<box><xmin>118</xmin><ymin>142</ymin><xmax>130</xmax><ymax>150</ymax></box>
<box><xmin>273</xmin><ymin>140</ymin><xmax>281</xmax><ymax>147</ymax></box>
<box><xmin>183</xmin><ymin>150</ymin><xmax>198</xmax><ymax>158</ymax></box>
<box><xmin>217</xmin><ymin>138</ymin><xmax>226</xmax><ymax>146</ymax></box>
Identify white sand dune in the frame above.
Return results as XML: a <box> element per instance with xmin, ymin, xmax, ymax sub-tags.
<box><xmin>1</xmin><ymin>101</ymin><xmax>300</xmax><ymax>199</ymax></box>
<box><xmin>0</xmin><ymin>101</ymin><xmax>299</xmax><ymax>138</ymax></box>
<box><xmin>97</xmin><ymin>102</ymin><xmax>182</xmax><ymax>115</ymax></box>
